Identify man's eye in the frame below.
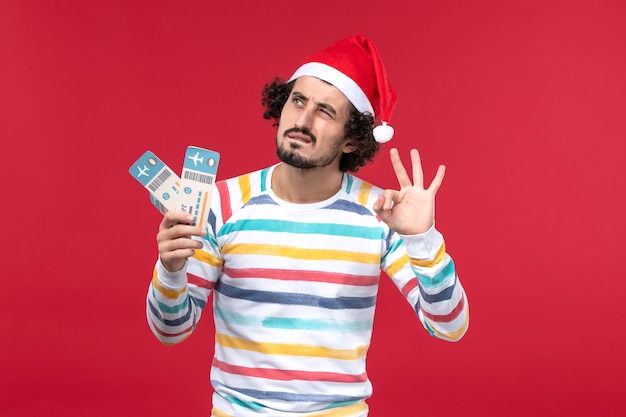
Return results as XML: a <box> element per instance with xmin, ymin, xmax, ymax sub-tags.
<box><xmin>293</xmin><ymin>98</ymin><xmax>303</xmax><ymax>105</ymax></box>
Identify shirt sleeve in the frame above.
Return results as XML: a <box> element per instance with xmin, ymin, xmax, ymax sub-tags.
<box><xmin>382</xmin><ymin>224</ymin><xmax>469</xmax><ymax>342</ymax></box>
<box><xmin>146</xmin><ymin>196</ymin><xmax>225</xmax><ymax>345</ymax></box>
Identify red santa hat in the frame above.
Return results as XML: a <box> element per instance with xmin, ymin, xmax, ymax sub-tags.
<box><xmin>287</xmin><ymin>34</ymin><xmax>398</xmax><ymax>143</ymax></box>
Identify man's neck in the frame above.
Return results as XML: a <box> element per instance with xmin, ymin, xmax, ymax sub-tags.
<box><xmin>271</xmin><ymin>163</ymin><xmax>344</xmax><ymax>204</ymax></box>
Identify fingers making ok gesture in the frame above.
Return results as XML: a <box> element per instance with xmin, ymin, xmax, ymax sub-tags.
<box><xmin>373</xmin><ymin>148</ymin><xmax>446</xmax><ymax>235</ymax></box>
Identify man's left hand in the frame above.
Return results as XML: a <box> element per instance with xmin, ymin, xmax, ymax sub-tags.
<box><xmin>373</xmin><ymin>148</ymin><xmax>446</xmax><ymax>235</ymax></box>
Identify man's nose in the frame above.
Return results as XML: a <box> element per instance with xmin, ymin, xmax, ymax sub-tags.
<box><xmin>295</xmin><ymin>105</ymin><xmax>315</xmax><ymax>130</ymax></box>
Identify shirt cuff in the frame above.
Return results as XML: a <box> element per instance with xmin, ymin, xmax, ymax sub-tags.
<box><xmin>398</xmin><ymin>224</ymin><xmax>445</xmax><ymax>261</ymax></box>
<box><xmin>156</xmin><ymin>257</ymin><xmax>188</xmax><ymax>289</ymax></box>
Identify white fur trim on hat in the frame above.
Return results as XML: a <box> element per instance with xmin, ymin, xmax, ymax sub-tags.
<box><xmin>288</xmin><ymin>62</ymin><xmax>375</xmax><ymax>117</ymax></box>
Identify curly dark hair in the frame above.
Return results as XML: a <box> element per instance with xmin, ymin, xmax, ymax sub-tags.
<box><xmin>261</xmin><ymin>78</ymin><xmax>379</xmax><ymax>172</ymax></box>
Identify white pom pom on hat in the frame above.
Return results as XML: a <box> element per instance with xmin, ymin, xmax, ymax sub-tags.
<box><xmin>373</xmin><ymin>122</ymin><xmax>394</xmax><ymax>143</ymax></box>
<box><xmin>287</xmin><ymin>34</ymin><xmax>398</xmax><ymax>143</ymax></box>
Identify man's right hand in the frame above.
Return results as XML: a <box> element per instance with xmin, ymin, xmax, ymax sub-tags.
<box><xmin>157</xmin><ymin>211</ymin><xmax>205</xmax><ymax>272</ymax></box>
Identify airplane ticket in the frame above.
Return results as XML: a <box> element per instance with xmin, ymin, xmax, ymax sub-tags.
<box><xmin>178</xmin><ymin>146</ymin><xmax>221</xmax><ymax>231</ymax></box>
<box><xmin>129</xmin><ymin>147</ymin><xmax>220</xmax><ymax>232</ymax></box>
<box><xmin>129</xmin><ymin>150</ymin><xmax>182</xmax><ymax>214</ymax></box>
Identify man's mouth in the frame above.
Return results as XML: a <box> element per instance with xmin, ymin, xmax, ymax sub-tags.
<box><xmin>284</xmin><ymin>128</ymin><xmax>315</xmax><ymax>145</ymax></box>
<box><xmin>289</xmin><ymin>133</ymin><xmax>312</xmax><ymax>144</ymax></box>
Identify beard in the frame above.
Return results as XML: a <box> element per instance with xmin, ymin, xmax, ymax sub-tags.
<box><xmin>277</xmin><ymin>127</ymin><xmax>344</xmax><ymax>169</ymax></box>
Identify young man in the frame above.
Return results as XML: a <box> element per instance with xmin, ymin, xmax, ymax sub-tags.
<box><xmin>148</xmin><ymin>34</ymin><xmax>469</xmax><ymax>417</ymax></box>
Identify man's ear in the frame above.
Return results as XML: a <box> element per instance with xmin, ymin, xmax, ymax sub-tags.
<box><xmin>342</xmin><ymin>138</ymin><xmax>357</xmax><ymax>154</ymax></box>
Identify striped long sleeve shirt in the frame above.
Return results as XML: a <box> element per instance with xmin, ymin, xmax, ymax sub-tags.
<box><xmin>147</xmin><ymin>164</ymin><xmax>469</xmax><ymax>417</ymax></box>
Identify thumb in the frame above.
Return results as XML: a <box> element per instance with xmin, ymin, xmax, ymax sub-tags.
<box><xmin>373</xmin><ymin>194</ymin><xmax>392</xmax><ymax>222</ymax></box>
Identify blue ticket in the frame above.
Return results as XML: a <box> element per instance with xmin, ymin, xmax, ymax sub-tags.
<box><xmin>179</xmin><ymin>146</ymin><xmax>221</xmax><ymax>230</ymax></box>
<box><xmin>129</xmin><ymin>151</ymin><xmax>181</xmax><ymax>214</ymax></box>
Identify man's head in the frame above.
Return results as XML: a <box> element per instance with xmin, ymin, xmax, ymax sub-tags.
<box><xmin>262</xmin><ymin>35</ymin><xmax>396</xmax><ymax>172</ymax></box>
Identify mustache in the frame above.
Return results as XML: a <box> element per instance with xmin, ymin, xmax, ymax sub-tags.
<box><xmin>283</xmin><ymin>127</ymin><xmax>316</xmax><ymax>145</ymax></box>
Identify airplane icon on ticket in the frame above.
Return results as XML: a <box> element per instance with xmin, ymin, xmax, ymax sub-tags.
<box><xmin>136</xmin><ymin>165</ymin><xmax>150</xmax><ymax>178</ymax></box>
<box><xmin>188</xmin><ymin>151</ymin><xmax>203</xmax><ymax>167</ymax></box>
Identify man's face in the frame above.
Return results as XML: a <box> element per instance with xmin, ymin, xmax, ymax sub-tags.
<box><xmin>276</xmin><ymin>76</ymin><xmax>354</xmax><ymax>169</ymax></box>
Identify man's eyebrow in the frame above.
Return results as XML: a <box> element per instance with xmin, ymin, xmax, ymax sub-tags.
<box><xmin>317</xmin><ymin>102</ymin><xmax>337</xmax><ymax>117</ymax></box>
<box><xmin>291</xmin><ymin>91</ymin><xmax>307</xmax><ymax>101</ymax></box>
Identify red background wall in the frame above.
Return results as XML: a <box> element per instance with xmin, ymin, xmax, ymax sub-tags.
<box><xmin>1</xmin><ymin>1</ymin><xmax>625</xmax><ymax>416</ymax></box>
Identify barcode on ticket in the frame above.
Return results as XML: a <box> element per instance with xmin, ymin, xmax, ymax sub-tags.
<box><xmin>149</xmin><ymin>169</ymin><xmax>173</xmax><ymax>192</ymax></box>
<box><xmin>183</xmin><ymin>170</ymin><xmax>214</xmax><ymax>185</ymax></box>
